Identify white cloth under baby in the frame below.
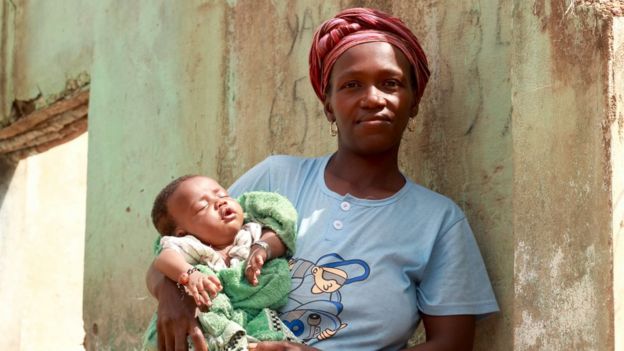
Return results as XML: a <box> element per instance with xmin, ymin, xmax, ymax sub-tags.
<box><xmin>159</xmin><ymin>222</ymin><xmax>263</xmax><ymax>271</ymax></box>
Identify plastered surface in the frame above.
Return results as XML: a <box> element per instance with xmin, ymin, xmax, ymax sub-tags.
<box><xmin>78</xmin><ymin>1</ymin><xmax>622</xmax><ymax>349</ymax></box>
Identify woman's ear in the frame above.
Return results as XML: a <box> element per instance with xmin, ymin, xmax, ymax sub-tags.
<box><xmin>410</xmin><ymin>101</ymin><xmax>420</xmax><ymax>118</ymax></box>
<box><xmin>324</xmin><ymin>99</ymin><xmax>335</xmax><ymax>122</ymax></box>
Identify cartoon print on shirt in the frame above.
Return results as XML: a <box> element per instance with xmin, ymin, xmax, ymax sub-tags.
<box><xmin>280</xmin><ymin>253</ymin><xmax>370</xmax><ymax>342</ymax></box>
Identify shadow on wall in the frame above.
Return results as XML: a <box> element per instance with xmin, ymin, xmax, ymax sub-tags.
<box><xmin>0</xmin><ymin>158</ymin><xmax>17</xmax><ymax>211</ymax></box>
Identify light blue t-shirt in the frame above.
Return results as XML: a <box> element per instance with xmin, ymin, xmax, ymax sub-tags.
<box><xmin>229</xmin><ymin>155</ymin><xmax>499</xmax><ymax>351</ymax></box>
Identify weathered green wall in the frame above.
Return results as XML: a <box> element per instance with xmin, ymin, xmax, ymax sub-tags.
<box><xmin>511</xmin><ymin>2</ymin><xmax>616</xmax><ymax>349</ymax></box>
<box><xmin>84</xmin><ymin>2</ymin><xmax>228</xmax><ymax>348</ymax></box>
<box><xmin>0</xmin><ymin>0</ymin><xmax>93</xmax><ymax>126</ymax></box>
<box><xmin>83</xmin><ymin>1</ymin><xmax>622</xmax><ymax>350</ymax></box>
<box><xmin>12</xmin><ymin>0</ymin><xmax>93</xmax><ymax>100</ymax></box>
<box><xmin>85</xmin><ymin>1</ymin><xmax>512</xmax><ymax>349</ymax></box>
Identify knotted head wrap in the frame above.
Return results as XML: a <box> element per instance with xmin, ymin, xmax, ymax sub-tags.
<box><xmin>309</xmin><ymin>7</ymin><xmax>430</xmax><ymax>103</ymax></box>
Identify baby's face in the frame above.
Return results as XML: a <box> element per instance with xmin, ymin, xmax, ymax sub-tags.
<box><xmin>167</xmin><ymin>176</ymin><xmax>244</xmax><ymax>249</ymax></box>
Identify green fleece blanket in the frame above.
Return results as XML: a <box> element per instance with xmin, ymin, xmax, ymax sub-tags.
<box><xmin>143</xmin><ymin>191</ymin><xmax>299</xmax><ymax>350</ymax></box>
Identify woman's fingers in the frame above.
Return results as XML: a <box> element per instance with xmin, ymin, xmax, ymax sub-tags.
<box><xmin>155</xmin><ymin>279</ymin><xmax>205</xmax><ymax>351</ymax></box>
<box><xmin>174</xmin><ymin>330</ymin><xmax>187</xmax><ymax>351</ymax></box>
<box><xmin>188</xmin><ymin>325</ymin><xmax>208</xmax><ymax>351</ymax></box>
<box><xmin>156</xmin><ymin>319</ymin><xmax>170</xmax><ymax>351</ymax></box>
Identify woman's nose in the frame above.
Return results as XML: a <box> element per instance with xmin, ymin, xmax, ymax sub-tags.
<box><xmin>359</xmin><ymin>87</ymin><xmax>386</xmax><ymax>109</ymax></box>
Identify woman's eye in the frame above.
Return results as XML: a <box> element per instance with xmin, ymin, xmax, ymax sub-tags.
<box><xmin>341</xmin><ymin>81</ymin><xmax>359</xmax><ymax>89</ymax></box>
<box><xmin>217</xmin><ymin>192</ymin><xmax>228</xmax><ymax>198</ymax></box>
<box><xmin>384</xmin><ymin>79</ymin><xmax>400</xmax><ymax>87</ymax></box>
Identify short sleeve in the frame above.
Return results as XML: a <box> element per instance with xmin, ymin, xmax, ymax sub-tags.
<box><xmin>416</xmin><ymin>218</ymin><xmax>499</xmax><ymax>317</ymax></box>
<box><xmin>228</xmin><ymin>157</ymin><xmax>273</xmax><ymax>197</ymax></box>
<box><xmin>159</xmin><ymin>235</ymin><xmax>216</xmax><ymax>266</ymax></box>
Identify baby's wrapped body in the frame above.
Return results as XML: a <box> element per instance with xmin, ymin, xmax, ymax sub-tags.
<box><xmin>143</xmin><ymin>191</ymin><xmax>300</xmax><ymax>350</ymax></box>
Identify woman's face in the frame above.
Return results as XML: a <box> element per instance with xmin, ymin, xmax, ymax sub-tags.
<box><xmin>324</xmin><ymin>41</ymin><xmax>418</xmax><ymax>156</ymax></box>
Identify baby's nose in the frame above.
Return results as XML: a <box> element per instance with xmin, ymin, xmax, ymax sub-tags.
<box><xmin>215</xmin><ymin>198</ymin><xmax>227</xmax><ymax>209</ymax></box>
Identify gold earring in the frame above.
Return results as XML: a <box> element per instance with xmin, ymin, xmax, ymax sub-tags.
<box><xmin>330</xmin><ymin>121</ymin><xmax>338</xmax><ymax>137</ymax></box>
<box><xmin>407</xmin><ymin>117</ymin><xmax>416</xmax><ymax>132</ymax></box>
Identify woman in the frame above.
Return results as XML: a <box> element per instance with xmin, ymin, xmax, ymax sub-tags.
<box><xmin>148</xmin><ymin>7</ymin><xmax>498</xmax><ymax>351</ymax></box>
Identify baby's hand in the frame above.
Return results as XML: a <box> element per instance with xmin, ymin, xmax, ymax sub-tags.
<box><xmin>181</xmin><ymin>269</ymin><xmax>222</xmax><ymax>308</ymax></box>
<box><xmin>245</xmin><ymin>244</ymin><xmax>269</xmax><ymax>286</ymax></box>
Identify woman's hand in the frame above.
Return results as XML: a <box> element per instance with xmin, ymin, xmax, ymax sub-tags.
<box><xmin>249</xmin><ymin>341</ymin><xmax>320</xmax><ymax>351</ymax></box>
<box><xmin>402</xmin><ymin>314</ymin><xmax>475</xmax><ymax>351</ymax></box>
<box><xmin>153</xmin><ymin>272</ymin><xmax>208</xmax><ymax>351</ymax></box>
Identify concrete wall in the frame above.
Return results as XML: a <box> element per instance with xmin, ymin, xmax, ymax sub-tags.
<box><xmin>82</xmin><ymin>1</ymin><xmax>622</xmax><ymax>350</ymax></box>
<box><xmin>0</xmin><ymin>0</ymin><xmax>93</xmax><ymax>349</ymax></box>
<box><xmin>611</xmin><ymin>16</ymin><xmax>624</xmax><ymax>351</ymax></box>
<box><xmin>1</xmin><ymin>0</ymin><xmax>93</xmax><ymax>127</ymax></box>
<box><xmin>84</xmin><ymin>0</ymin><xmax>512</xmax><ymax>349</ymax></box>
<box><xmin>512</xmin><ymin>2</ymin><xmax>617</xmax><ymax>349</ymax></box>
<box><xmin>0</xmin><ymin>133</ymin><xmax>87</xmax><ymax>351</ymax></box>
<box><xmin>84</xmin><ymin>2</ymin><xmax>229</xmax><ymax>348</ymax></box>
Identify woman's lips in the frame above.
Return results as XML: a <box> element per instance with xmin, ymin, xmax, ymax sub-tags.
<box><xmin>358</xmin><ymin>119</ymin><xmax>390</xmax><ymax>126</ymax></box>
<box><xmin>357</xmin><ymin>115</ymin><xmax>391</xmax><ymax>125</ymax></box>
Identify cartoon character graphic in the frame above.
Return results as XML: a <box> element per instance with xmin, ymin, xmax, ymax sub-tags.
<box><xmin>280</xmin><ymin>253</ymin><xmax>370</xmax><ymax>342</ymax></box>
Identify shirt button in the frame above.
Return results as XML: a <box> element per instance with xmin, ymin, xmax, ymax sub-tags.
<box><xmin>333</xmin><ymin>220</ymin><xmax>343</xmax><ymax>230</ymax></box>
<box><xmin>340</xmin><ymin>201</ymin><xmax>351</xmax><ymax>211</ymax></box>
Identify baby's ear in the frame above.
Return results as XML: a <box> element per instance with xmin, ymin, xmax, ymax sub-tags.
<box><xmin>174</xmin><ymin>227</ymin><xmax>186</xmax><ymax>237</ymax></box>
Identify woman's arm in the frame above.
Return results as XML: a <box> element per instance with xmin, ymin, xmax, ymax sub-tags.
<box><xmin>145</xmin><ymin>263</ymin><xmax>208</xmax><ymax>351</ymax></box>
<box><xmin>401</xmin><ymin>314</ymin><xmax>475</xmax><ymax>351</ymax></box>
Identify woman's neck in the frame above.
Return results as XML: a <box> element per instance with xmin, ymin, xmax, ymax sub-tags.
<box><xmin>325</xmin><ymin>149</ymin><xmax>405</xmax><ymax>199</ymax></box>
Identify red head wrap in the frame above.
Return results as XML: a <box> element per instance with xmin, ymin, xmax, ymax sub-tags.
<box><xmin>309</xmin><ymin>7</ymin><xmax>430</xmax><ymax>103</ymax></box>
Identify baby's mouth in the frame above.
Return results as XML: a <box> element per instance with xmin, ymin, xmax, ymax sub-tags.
<box><xmin>219</xmin><ymin>206</ymin><xmax>237</xmax><ymax>222</ymax></box>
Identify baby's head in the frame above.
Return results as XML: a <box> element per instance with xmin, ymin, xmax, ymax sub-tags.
<box><xmin>151</xmin><ymin>175</ymin><xmax>244</xmax><ymax>248</ymax></box>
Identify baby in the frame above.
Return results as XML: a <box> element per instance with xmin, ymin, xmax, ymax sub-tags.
<box><xmin>143</xmin><ymin>175</ymin><xmax>299</xmax><ymax>350</ymax></box>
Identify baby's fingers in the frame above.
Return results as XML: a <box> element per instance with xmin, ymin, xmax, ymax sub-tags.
<box><xmin>245</xmin><ymin>265</ymin><xmax>253</xmax><ymax>285</ymax></box>
<box><xmin>197</xmin><ymin>288</ymin><xmax>212</xmax><ymax>307</ymax></box>
<box><xmin>185</xmin><ymin>284</ymin><xmax>204</xmax><ymax>307</ymax></box>
<box><xmin>206</xmin><ymin>275</ymin><xmax>222</xmax><ymax>292</ymax></box>
<box><xmin>245</xmin><ymin>265</ymin><xmax>261</xmax><ymax>286</ymax></box>
<box><xmin>251</xmin><ymin>254</ymin><xmax>265</xmax><ymax>269</ymax></box>
<box><xmin>199</xmin><ymin>277</ymin><xmax>221</xmax><ymax>299</ymax></box>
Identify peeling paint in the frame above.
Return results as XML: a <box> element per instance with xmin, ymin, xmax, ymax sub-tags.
<box><xmin>512</xmin><ymin>1</ymin><xmax>617</xmax><ymax>349</ymax></box>
<box><xmin>576</xmin><ymin>0</ymin><xmax>624</xmax><ymax>17</ymax></box>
